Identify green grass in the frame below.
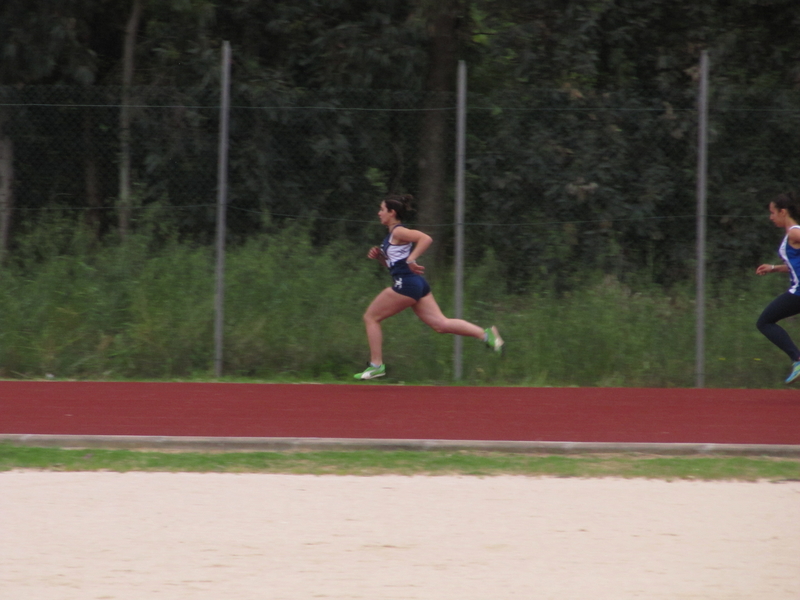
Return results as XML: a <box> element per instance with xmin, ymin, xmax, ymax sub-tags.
<box><xmin>2</xmin><ymin>445</ymin><xmax>799</xmax><ymax>481</ymax></box>
<box><xmin>0</xmin><ymin>220</ymin><xmax>794</xmax><ymax>387</ymax></box>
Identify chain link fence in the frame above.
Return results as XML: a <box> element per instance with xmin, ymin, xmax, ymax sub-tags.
<box><xmin>1</xmin><ymin>78</ymin><xmax>799</xmax><ymax>382</ymax></box>
<box><xmin>2</xmin><ymin>83</ymin><xmax>797</xmax><ymax>282</ymax></box>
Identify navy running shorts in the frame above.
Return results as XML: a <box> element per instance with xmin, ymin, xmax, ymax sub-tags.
<box><xmin>390</xmin><ymin>274</ymin><xmax>431</xmax><ymax>301</ymax></box>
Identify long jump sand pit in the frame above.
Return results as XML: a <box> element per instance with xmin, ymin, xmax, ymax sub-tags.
<box><xmin>1</xmin><ymin>471</ymin><xmax>798</xmax><ymax>599</ymax></box>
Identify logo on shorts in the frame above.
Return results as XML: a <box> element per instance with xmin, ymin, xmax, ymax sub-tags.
<box><xmin>394</xmin><ymin>278</ymin><xmax>402</xmax><ymax>289</ymax></box>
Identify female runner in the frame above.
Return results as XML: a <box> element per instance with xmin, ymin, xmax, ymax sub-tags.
<box><xmin>756</xmin><ymin>191</ymin><xmax>800</xmax><ymax>383</ymax></box>
<box><xmin>354</xmin><ymin>194</ymin><xmax>504</xmax><ymax>380</ymax></box>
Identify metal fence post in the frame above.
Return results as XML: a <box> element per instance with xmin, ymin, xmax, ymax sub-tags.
<box><xmin>214</xmin><ymin>41</ymin><xmax>231</xmax><ymax>379</ymax></box>
<box><xmin>453</xmin><ymin>60</ymin><xmax>467</xmax><ymax>380</ymax></box>
<box><xmin>695</xmin><ymin>50</ymin><xmax>710</xmax><ymax>388</ymax></box>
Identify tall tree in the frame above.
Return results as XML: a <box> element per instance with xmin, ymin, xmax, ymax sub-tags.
<box><xmin>415</xmin><ymin>0</ymin><xmax>461</xmax><ymax>268</ymax></box>
<box><xmin>0</xmin><ymin>0</ymin><xmax>97</xmax><ymax>257</ymax></box>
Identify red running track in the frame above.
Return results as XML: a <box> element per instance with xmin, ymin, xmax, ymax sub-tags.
<box><xmin>1</xmin><ymin>381</ymin><xmax>799</xmax><ymax>445</ymax></box>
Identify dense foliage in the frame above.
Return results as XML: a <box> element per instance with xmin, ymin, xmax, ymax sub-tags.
<box><xmin>0</xmin><ymin>0</ymin><xmax>799</xmax><ymax>291</ymax></box>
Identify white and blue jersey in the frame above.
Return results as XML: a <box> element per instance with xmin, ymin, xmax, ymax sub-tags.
<box><xmin>380</xmin><ymin>225</ymin><xmax>430</xmax><ymax>300</ymax></box>
<box><xmin>381</xmin><ymin>225</ymin><xmax>414</xmax><ymax>276</ymax></box>
<box><xmin>779</xmin><ymin>225</ymin><xmax>800</xmax><ymax>295</ymax></box>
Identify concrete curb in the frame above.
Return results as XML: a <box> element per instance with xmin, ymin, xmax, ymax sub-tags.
<box><xmin>2</xmin><ymin>434</ymin><xmax>800</xmax><ymax>457</ymax></box>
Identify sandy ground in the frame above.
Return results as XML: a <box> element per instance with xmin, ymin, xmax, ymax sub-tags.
<box><xmin>1</xmin><ymin>471</ymin><xmax>799</xmax><ymax>600</ymax></box>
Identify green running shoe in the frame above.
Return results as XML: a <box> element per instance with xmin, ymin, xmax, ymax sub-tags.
<box><xmin>785</xmin><ymin>361</ymin><xmax>800</xmax><ymax>384</ymax></box>
<box><xmin>485</xmin><ymin>326</ymin><xmax>504</xmax><ymax>353</ymax></box>
<box><xmin>354</xmin><ymin>363</ymin><xmax>386</xmax><ymax>380</ymax></box>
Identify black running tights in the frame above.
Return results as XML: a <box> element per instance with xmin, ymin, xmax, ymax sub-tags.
<box><xmin>756</xmin><ymin>291</ymin><xmax>800</xmax><ymax>362</ymax></box>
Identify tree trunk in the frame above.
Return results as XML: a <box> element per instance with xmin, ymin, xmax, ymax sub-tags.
<box><xmin>119</xmin><ymin>0</ymin><xmax>143</xmax><ymax>238</ymax></box>
<box><xmin>0</xmin><ymin>127</ymin><xmax>13</xmax><ymax>262</ymax></box>
<box><xmin>84</xmin><ymin>111</ymin><xmax>102</xmax><ymax>240</ymax></box>
<box><xmin>416</xmin><ymin>1</ymin><xmax>459</xmax><ymax>270</ymax></box>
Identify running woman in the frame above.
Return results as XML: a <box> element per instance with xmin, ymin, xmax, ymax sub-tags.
<box><xmin>354</xmin><ymin>194</ymin><xmax>504</xmax><ymax>380</ymax></box>
<box><xmin>756</xmin><ymin>192</ymin><xmax>800</xmax><ymax>383</ymax></box>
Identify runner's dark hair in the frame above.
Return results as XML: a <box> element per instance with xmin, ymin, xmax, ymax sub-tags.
<box><xmin>383</xmin><ymin>194</ymin><xmax>415</xmax><ymax>222</ymax></box>
<box><xmin>772</xmin><ymin>191</ymin><xmax>800</xmax><ymax>222</ymax></box>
